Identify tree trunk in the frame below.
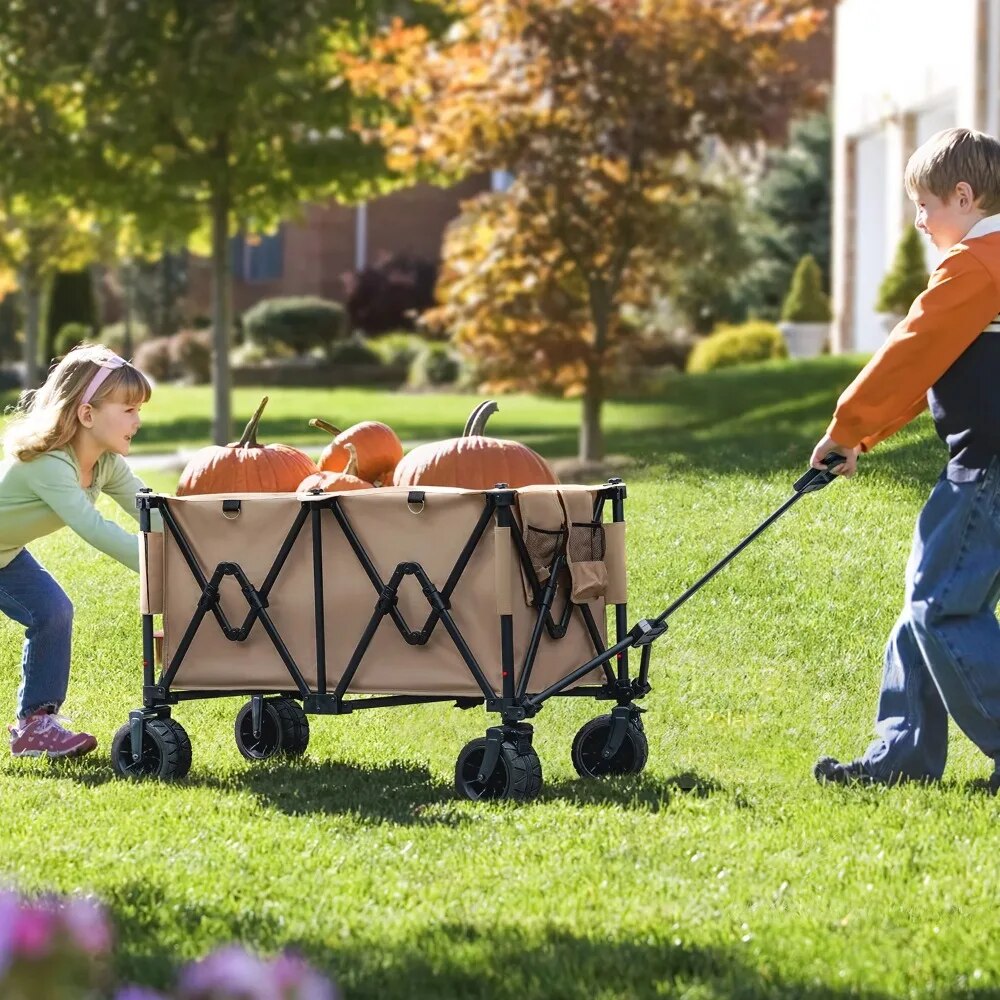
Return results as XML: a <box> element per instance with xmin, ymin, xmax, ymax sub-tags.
<box><xmin>19</xmin><ymin>264</ymin><xmax>42</xmax><ymax>389</ymax></box>
<box><xmin>210</xmin><ymin>186</ymin><xmax>232</xmax><ymax>446</ymax></box>
<box><xmin>580</xmin><ymin>283</ymin><xmax>610</xmax><ymax>462</ymax></box>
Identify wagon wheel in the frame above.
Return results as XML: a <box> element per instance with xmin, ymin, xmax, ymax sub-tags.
<box><xmin>234</xmin><ymin>697</ymin><xmax>309</xmax><ymax>761</ymax></box>
<box><xmin>571</xmin><ymin>713</ymin><xmax>648</xmax><ymax>779</ymax></box>
<box><xmin>111</xmin><ymin>718</ymin><xmax>192</xmax><ymax>780</ymax></box>
<box><xmin>455</xmin><ymin>737</ymin><xmax>542</xmax><ymax>802</ymax></box>
<box><xmin>272</xmin><ymin>697</ymin><xmax>309</xmax><ymax>755</ymax></box>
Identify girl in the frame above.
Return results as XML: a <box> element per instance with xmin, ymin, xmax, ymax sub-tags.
<box><xmin>0</xmin><ymin>345</ymin><xmax>157</xmax><ymax>758</ymax></box>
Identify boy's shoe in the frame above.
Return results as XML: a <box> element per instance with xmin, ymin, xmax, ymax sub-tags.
<box><xmin>9</xmin><ymin>712</ymin><xmax>97</xmax><ymax>759</ymax></box>
<box><xmin>989</xmin><ymin>768</ymin><xmax>1000</xmax><ymax>796</ymax></box>
<box><xmin>814</xmin><ymin>756</ymin><xmax>884</xmax><ymax>786</ymax></box>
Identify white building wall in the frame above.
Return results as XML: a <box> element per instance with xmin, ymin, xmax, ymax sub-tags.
<box><xmin>832</xmin><ymin>0</ymin><xmax>995</xmax><ymax>353</ymax></box>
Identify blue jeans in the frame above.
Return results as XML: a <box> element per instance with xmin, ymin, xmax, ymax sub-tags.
<box><xmin>863</xmin><ymin>459</ymin><xmax>1000</xmax><ymax>780</ymax></box>
<box><xmin>0</xmin><ymin>550</ymin><xmax>74</xmax><ymax>720</ymax></box>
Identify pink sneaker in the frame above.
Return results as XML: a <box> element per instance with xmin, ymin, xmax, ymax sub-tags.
<box><xmin>9</xmin><ymin>712</ymin><xmax>97</xmax><ymax>758</ymax></box>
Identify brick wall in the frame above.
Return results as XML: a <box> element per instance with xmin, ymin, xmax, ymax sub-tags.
<box><xmin>183</xmin><ymin>175</ymin><xmax>491</xmax><ymax>321</ymax></box>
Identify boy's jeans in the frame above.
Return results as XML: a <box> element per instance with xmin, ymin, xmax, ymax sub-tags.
<box><xmin>0</xmin><ymin>550</ymin><xmax>74</xmax><ymax>720</ymax></box>
<box><xmin>863</xmin><ymin>458</ymin><xmax>1000</xmax><ymax>780</ymax></box>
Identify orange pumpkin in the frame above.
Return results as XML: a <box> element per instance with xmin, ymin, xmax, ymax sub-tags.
<box><xmin>176</xmin><ymin>396</ymin><xmax>319</xmax><ymax>495</ymax></box>
<box><xmin>309</xmin><ymin>417</ymin><xmax>403</xmax><ymax>485</ymax></box>
<box><xmin>392</xmin><ymin>400</ymin><xmax>558</xmax><ymax>490</ymax></box>
<box><xmin>298</xmin><ymin>444</ymin><xmax>372</xmax><ymax>494</ymax></box>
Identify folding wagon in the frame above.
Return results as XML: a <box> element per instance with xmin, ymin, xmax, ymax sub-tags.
<box><xmin>114</xmin><ymin>460</ymin><xmax>842</xmax><ymax>801</ymax></box>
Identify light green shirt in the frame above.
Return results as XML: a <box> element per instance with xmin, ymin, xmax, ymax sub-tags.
<box><xmin>0</xmin><ymin>447</ymin><xmax>161</xmax><ymax>573</ymax></box>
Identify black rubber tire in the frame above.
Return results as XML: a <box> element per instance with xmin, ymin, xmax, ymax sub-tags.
<box><xmin>455</xmin><ymin>737</ymin><xmax>543</xmax><ymax>802</ymax></box>
<box><xmin>272</xmin><ymin>697</ymin><xmax>309</xmax><ymax>756</ymax></box>
<box><xmin>234</xmin><ymin>698</ymin><xmax>310</xmax><ymax>760</ymax></box>
<box><xmin>571</xmin><ymin>713</ymin><xmax>649</xmax><ymax>779</ymax></box>
<box><xmin>111</xmin><ymin>718</ymin><xmax>192</xmax><ymax>780</ymax></box>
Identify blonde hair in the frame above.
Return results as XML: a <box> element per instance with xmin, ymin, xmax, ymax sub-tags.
<box><xmin>3</xmin><ymin>345</ymin><xmax>152</xmax><ymax>462</ymax></box>
<box><xmin>904</xmin><ymin>127</ymin><xmax>1000</xmax><ymax>213</ymax></box>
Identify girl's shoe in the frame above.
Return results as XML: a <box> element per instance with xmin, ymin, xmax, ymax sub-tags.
<box><xmin>8</xmin><ymin>712</ymin><xmax>97</xmax><ymax>758</ymax></box>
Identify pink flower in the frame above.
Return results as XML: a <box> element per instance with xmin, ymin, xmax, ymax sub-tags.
<box><xmin>272</xmin><ymin>953</ymin><xmax>339</xmax><ymax>1000</ymax></box>
<box><xmin>61</xmin><ymin>897</ymin><xmax>113</xmax><ymax>955</ymax></box>
<box><xmin>10</xmin><ymin>904</ymin><xmax>55</xmax><ymax>958</ymax></box>
<box><xmin>0</xmin><ymin>892</ymin><xmax>18</xmax><ymax>975</ymax></box>
<box><xmin>114</xmin><ymin>988</ymin><xmax>169</xmax><ymax>1000</ymax></box>
<box><xmin>178</xmin><ymin>945</ymin><xmax>276</xmax><ymax>1000</ymax></box>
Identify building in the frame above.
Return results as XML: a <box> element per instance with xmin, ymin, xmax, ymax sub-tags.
<box><xmin>832</xmin><ymin>0</ymin><xmax>1000</xmax><ymax>352</ymax></box>
<box><xmin>183</xmin><ymin>176</ymin><xmax>492</xmax><ymax>321</ymax></box>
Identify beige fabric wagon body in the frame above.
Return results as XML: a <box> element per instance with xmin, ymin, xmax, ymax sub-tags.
<box><xmin>139</xmin><ymin>486</ymin><xmax>628</xmax><ymax>698</ymax></box>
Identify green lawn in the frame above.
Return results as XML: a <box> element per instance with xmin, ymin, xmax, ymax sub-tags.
<box><xmin>3</xmin><ymin>357</ymin><xmax>999</xmax><ymax>999</ymax></box>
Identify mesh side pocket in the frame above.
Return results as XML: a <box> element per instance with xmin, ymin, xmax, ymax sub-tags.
<box><xmin>568</xmin><ymin>522</ymin><xmax>605</xmax><ymax>563</ymax></box>
<box><xmin>525</xmin><ymin>525</ymin><xmax>566</xmax><ymax>581</ymax></box>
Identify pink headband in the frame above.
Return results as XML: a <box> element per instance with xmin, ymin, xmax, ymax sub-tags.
<box><xmin>81</xmin><ymin>355</ymin><xmax>128</xmax><ymax>405</ymax></box>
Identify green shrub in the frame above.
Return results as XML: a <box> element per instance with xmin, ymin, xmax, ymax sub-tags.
<box><xmin>325</xmin><ymin>334</ymin><xmax>383</xmax><ymax>366</ymax></box>
<box><xmin>169</xmin><ymin>329</ymin><xmax>212</xmax><ymax>383</ymax></box>
<box><xmin>242</xmin><ymin>296</ymin><xmax>346</xmax><ymax>356</ymax></box>
<box><xmin>686</xmin><ymin>321</ymin><xmax>788</xmax><ymax>374</ymax></box>
<box><xmin>780</xmin><ymin>255</ymin><xmax>831</xmax><ymax>322</ymax></box>
<box><xmin>132</xmin><ymin>335</ymin><xmax>174</xmax><ymax>381</ymax></box>
<box><xmin>409</xmin><ymin>342</ymin><xmax>462</xmax><ymax>387</ymax></box>
<box><xmin>98</xmin><ymin>321</ymin><xmax>150</xmax><ymax>357</ymax></box>
<box><xmin>876</xmin><ymin>226</ymin><xmax>929</xmax><ymax>314</ymax></box>
<box><xmin>54</xmin><ymin>322</ymin><xmax>92</xmax><ymax>357</ymax></box>
<box><xmin>370</xmin><ymin>331</ymin><xmax>424</xmax><ymax>367</ymax></box>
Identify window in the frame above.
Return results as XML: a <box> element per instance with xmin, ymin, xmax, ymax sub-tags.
<box><xmin>231</xmin><ymin>227</ymin><xmax>284</xmax><ymax>282</ymax></box>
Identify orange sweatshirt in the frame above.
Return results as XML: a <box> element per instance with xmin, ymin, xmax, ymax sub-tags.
<box><xmin>828</xmin><ymin>217</ymin><xmax>1000</xmax><ymax>480</ymax></box>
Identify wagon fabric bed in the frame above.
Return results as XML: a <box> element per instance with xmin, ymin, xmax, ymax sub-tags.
<box><xmin>115</xmin><ymin>460</ymin><xmax>842</xmax><ymax>801</ymax></box>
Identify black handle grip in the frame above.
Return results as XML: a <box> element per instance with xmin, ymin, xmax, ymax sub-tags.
<box><xmin>793</xmin><ymin>452</ymin><xmax>847</xmax><ymax>494</ymax></box>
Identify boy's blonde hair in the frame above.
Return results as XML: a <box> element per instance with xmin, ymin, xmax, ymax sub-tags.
<box><xmin>3</xmin><ymin>345</ymin><xmax>152</xmax><ymax>462</ymax></box>
<box><xmin>904</xmin><ymin>127</ymin><xmax>1000</xmax><ymax>213</ymax></box>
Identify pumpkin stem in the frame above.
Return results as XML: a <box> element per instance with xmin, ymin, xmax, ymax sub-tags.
<box><xmin>309</xmin><ymin>417</ymin><xmax>343</xmax><ymax>438</ymax></box>
<box><xmin>238</xmin><ymin>396</ymin><xmax>269</xmax><ymax>449</ymax></box>
<box><xmin>466</xmin><ymin>399</ymin><xmax>499</xmax><ymax>437</ymax></box>
<box><xmin>343</xmin><ymin>442</ymin><xmax>359</xmax><ymax>478</ymax></box>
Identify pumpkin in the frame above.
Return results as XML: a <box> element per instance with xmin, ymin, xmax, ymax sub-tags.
<box><xmin>176</xmin><ymin>396</ymin><xmax>319</xmax><ymax>495</ymax></box>
<box><xmin>391</xmin><ymin>400</ymin><xmax>558</xmax><ymax>490</ymax></box>
<box><xmin>309</xmin><ymin>417</ymin><xmax>403</xmax><ymax>485</ymax></box>
<box><xmin>298</xmin><ymin>443</ymin><xmax>372</xmax><ymax>494</ymax></box>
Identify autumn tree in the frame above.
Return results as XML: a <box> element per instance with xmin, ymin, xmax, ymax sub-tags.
<box><xmin>356</xmin><ymin>0</ymin><xmax>825</xmax><ymax>460</ymax></box>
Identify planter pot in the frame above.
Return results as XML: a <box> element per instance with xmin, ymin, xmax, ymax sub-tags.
<box><xmin>778</xmin><ymin>321</ymin><xmax>829</xmax><ymax>359</ymax></box>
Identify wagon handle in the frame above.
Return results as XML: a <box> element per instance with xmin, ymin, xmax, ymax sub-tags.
<box><xmin>644</xmin><ymin>452</ymin><xmax>847</xmax><ymax>630</ymax></box>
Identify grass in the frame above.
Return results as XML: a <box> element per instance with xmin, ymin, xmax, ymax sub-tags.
<box><xmin>3</xmin><ymin>356</ymin><xmax>999</xmax><ymax>998</ymax></box>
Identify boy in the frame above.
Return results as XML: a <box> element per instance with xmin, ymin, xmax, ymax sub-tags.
<box><xmin>811</xmin><ymin>127</ymin><xmax>1000</xmax><ymax>789</ymax></box>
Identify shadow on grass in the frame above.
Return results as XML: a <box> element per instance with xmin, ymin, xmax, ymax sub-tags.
<box><xmin>197</xmin><ymin>757</ymin><xmax>467</xmax><ymax>827</ymax></box>
<box><xmin>18</xmin><ymin>751</ymin><xmax>730</xmax><ymax>820</ymax></box>
<box><xmin>107</xmin><ymin>895</ymin><xmax>974</xmax><ymax>1000</ymax></box>
<box><xmin>542</xmin><ymin>770</ymin><xmax>724</xmax><ymax>811</ymax></box>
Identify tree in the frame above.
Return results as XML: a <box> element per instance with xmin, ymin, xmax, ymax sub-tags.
<box><xmin>356</xmin><ymin>0</ymin><xmax>826</xmax><ymax>460</ymax></box>
<box><xmin>876</xmin><ymin>226</ymin><xmax>928</xmax><ymax>316</ymax></box>
<box><xmin>739</xmin><ymin>112</ymin><xmax>832</xmax><ymax>321</ymax></box>
<box><xmin>3</xmin><ymin>0</ymin><xmax>431</xmax><ymax>443</ymax></box>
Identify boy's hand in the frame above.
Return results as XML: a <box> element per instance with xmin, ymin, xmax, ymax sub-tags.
<box><xmin>809</xmin><ymin>435</ymin><xmax>859</xmax><ymax>477</ymax></box>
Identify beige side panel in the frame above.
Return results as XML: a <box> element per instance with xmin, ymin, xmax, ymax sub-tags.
<box><xmin>139</xmin><ymin>531</ymin><xmax>164</xmax><ymax>615</ymax></box>
<box><xmin>160</xmin><ymin>488</ymin><xmax>607</xmax><ymax>695</ymax></box>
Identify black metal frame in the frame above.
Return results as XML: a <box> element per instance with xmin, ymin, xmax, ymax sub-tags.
<box><xmin>132</xmin><ymin>480</ymin><xmax>637</xmax><ymax>739</ymax></box>
<box><xmin>127</xmin><ymin>458</ymin><xmax>843</xmax><ymax>768</ymax></box>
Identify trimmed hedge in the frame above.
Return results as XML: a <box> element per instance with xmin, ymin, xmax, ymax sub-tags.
<box><xmin>242</xmin><ymin>296</ymin><xmax>347</xmax><ymax>356</ymax></box>
<box><xmin>687</xmin><ymin>321</ymin><xmax>788</xmax><ymax>374</ymax></box>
